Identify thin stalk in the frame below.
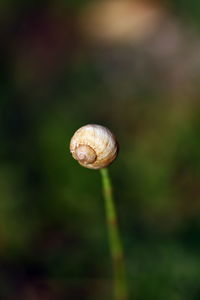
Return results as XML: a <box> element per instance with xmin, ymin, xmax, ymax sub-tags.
<box><xmin>100</xmin><ymin>168</ymin><xmax>128</xmax><ymax>300</ymax></box>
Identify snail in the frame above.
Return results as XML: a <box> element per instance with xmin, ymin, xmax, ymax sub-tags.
<box><xmin>70</xmin><ymin>124</ymin><xmax>118</xmax><ymax>169</ymax></box>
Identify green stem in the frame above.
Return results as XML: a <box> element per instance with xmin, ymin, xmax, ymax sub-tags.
<box><xmin>100</xmin><ymin>168</ymin><xmax>128</xmax><ymax>300</ymax></box>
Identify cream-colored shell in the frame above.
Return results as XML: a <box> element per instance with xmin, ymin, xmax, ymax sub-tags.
<box><xmin>70</xmin><ymin>124</ymin><xmax>118</xmax><ymax>169</ymax></box>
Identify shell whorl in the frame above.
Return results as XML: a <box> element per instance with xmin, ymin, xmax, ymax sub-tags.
<box><xmin>73</xmin><ymin>145</ymin><xmax>97</xmax><ymax>165</ymax></box>
<box><xmin>70</xmin><ymin>124</ymin><xmax>118</xmax><ymax>169</ymax></box>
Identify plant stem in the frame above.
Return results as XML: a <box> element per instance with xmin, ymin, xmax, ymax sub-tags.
<box><xmin>100</xmin><ymin>168</ymin><xmax>128</xmax><ymax>300</ymax></box>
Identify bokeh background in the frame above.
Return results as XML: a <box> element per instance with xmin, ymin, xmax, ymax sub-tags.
<box><xmin>1</xmin><ymin>0</ymin><xmax>200</xmax><ymax>299</ymax></box>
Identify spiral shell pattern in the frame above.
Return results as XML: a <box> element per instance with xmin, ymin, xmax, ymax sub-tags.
<box><xmin>70</xmin><ymin>124</ymin><xmax>118</xmax><ymax>169</ymax></box>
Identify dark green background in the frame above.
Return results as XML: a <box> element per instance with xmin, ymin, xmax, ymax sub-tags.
<box><xmin>1</xmin><ymin>0</ymin><xmax>200</xmax><ymax>299</ymax></box>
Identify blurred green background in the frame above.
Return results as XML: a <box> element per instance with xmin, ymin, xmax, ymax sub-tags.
<box><xmin>1</xmin><ymin>0</ymin><xmax>200</xmax><ymax>299</ymax></box>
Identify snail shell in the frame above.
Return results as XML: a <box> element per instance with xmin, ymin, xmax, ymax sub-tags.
<box><xmin>70</xmin><ymin>124</ymin><xmax>118</xmax><ymax>169</ymax></box>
